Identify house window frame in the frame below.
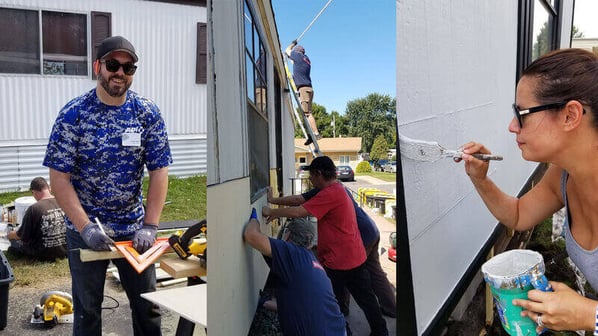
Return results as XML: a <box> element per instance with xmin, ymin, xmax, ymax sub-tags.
<box><xmin>516</xmin><ymin>0</ymin><xmax>561</xmax><ymax>80</ymax></box>
<box><xmin>244</xmin><ymin>0</ymin><xmax>270</xmax><ymax>201</ymax></box>
<box><xmin>1</xmin><ymin>7</ymin><xmax>111</xmax><ymax>78</ymax></box>
<box><xmin>0</xmin><ymin>7</ymin><xmax>89</xmax><ymax>76</ymax></box>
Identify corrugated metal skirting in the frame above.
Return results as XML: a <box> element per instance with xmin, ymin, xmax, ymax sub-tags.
<box><xmin>0</xmin><ymin>137</ymin><xmax>207</xmax><ymax>192</ymax></box>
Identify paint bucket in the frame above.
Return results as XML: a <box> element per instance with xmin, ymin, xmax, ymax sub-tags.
<box><xmin>14</xmin><ymin>196</ymin><xmax>35</xmax><ymax>225</ymax></box>
<box><xmin>481</xmin><ymin>249</ymin><xmax>548</xmax><ymax>336</ymax></box>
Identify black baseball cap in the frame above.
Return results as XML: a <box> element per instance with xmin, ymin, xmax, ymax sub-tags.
<box><xmin>96</xmin><ymin>36</ymin><xmax>138</xmax><ymax>62</ymax></box>
<box><xmin>305</xmin><ymin>156</ymin><xmax>336</xmax><ymax>174</ymax></box>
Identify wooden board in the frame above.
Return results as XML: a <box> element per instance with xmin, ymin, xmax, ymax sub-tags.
<box><xmin>79</xmin><ymin>244</ymin><xmax>174</xmax><ymax>262</ymax></box>
<box><xmin>79</xmin><ymin>247</ymin><xmax>123</xmax><ymax>262</ymax></box>
<box><xmin>159</xmin><ymin>254</ymin><xmax>207</xmax><ymax>279</ymax></box>
<box><xmin>141</xmin><ymin>284</ymin><xmax>207</xmax><ymax>326</ymax></box>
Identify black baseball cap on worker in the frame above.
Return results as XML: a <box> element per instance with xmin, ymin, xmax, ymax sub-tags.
<box><xmin>305</xmin><ymin>156</ymin><xmax>336</xmax><ymax>174</ymax></box>
<box><xmin>96</xmin><ymin>36</ymin><xmax>138</xmax><ymax>62</ymax></box>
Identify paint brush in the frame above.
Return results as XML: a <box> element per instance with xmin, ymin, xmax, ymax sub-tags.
<box><xmin>398</xmin><ymin>133</ymin><xmax>503</xmax><ymax>162</ymax></box>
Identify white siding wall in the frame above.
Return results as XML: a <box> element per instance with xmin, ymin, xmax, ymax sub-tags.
<box><xmin>0</xmin><ymin>136</ymin><xmax>206</xmax><ymax>192</ymax></box>
<box><xmin>0</xmin><ymin>0</ymin><xmax>207</xmax><ymax>188</ymax></box>
<box><xmin>397</xmin><ymin>0</ymin><xmax>574</xmax><ymax>333</ymax></box>
<box><xmin>208</xmin><ymin>0</ymin><xmax>296</xmax><ymax>334</ymax></box>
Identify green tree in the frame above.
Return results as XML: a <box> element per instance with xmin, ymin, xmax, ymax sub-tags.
<box><xmin>294</xmin><ymin>102</ymin><xmax>329</xmax><ymax>137</ymax></box>
<box><xmin>344</xmin><ymin>93</ymin><xmax>396</xmax><ymax>152</ymax></box>
<box><xmin>294</xmin><ymin>103</ymin><xmax>349</xmax><ymax>138</ymax></box>
<box><xmin>533</xmin><ymin>24</ymin><xmax>584</xmax><ymax>61</ymax></box>
<box><xmin>370</xmin><ymin>134</ymin><xmax>389</xmax><ymax>161</ymax></box>
<box><xmin>572</xmin><ymin>25</ymin><xmax>585</xmax><ymax>39</ymax></box>
<box><xmin>355</xmin><ymin>161</ymin><xmax>372</xmax><ymax>173</ymax></box>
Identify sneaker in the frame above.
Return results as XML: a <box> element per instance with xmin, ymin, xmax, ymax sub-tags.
<box><xmin>304</xmin><ymin>135</ymin><xmax>313</xmax><ymax>146</ymax></box>
<box><xmin>315</xmin><ymin>133</ymin><xmax>322</xmax><ymax>140</ymax></box>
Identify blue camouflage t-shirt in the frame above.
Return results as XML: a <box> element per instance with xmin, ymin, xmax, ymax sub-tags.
<box><xmin>43</xmin><ymin>89</ymin><xmax>172</xmax><ymax>237</ymax></box>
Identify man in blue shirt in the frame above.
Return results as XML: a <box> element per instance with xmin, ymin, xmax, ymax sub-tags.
<box><xmin>44</xmin><ymin>36</ymin><xmax>172</xmax><ymax>336</ymax></box>
<box><xmin>244</xmin><ymin>209</ymin><xmax>346</xmax><ymax>336</ymax></box>
<box><xmin>285</xmin><ymin>41</ymin><xmax>321</xmax><ymax>144</ymax></box>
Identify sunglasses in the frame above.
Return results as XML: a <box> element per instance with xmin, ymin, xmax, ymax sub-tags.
<box><xmin>101</xmin><ymin>59</ymin><xmax>137</xmax><ymax>75</ymax></box>
<box><xmin>511</xmin><ymin>101</ymin><xmax>567</xmax><ymax>128</ymax></box>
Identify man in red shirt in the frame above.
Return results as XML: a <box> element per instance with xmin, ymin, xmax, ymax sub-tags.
<box><xmin>263</xmin><ymin>156</ymin><xmax>388</xmax><ymax>336</ymax></box>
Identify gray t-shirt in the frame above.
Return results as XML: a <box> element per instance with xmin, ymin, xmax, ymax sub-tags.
<box><xmin>561</xmin><ymin>170</ymin><xmax>598</xmax><ymax>290</ymax></box>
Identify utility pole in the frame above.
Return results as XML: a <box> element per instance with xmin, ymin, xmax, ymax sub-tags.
<box><xmin>331</xmin><ymin>114</ymin><xmax>336</xmax><ymax>138</ymax></box>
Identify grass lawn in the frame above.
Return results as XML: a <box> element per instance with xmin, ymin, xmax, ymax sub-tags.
<box><xmin>356</xmin><ymin>171</ymin><xmax>396</xmax><ymax>182</ymax></box>
<box><xmin>2</xmin><ymin>174</ymin><xmax>206</xmax><ymax>287</ymax></box>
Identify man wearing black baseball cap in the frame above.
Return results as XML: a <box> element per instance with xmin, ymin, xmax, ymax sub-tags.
<box><xmin>263</xmin><ymin>156</ymin><xmax>388</xmax><ymax>335</ymax></box>
<box><xmin>44</xmin><ymin>35</ymin><xmax>171</xmax><ymax>335</ymax></box>
<box><xmin>96</xmin><ymin>35</ymin><xmax>139</xmax><ymax>62</ymax></box>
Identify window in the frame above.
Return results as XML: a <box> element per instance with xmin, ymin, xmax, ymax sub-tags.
<box><xmin>516</xmin><ymin>0</ymin><xmax>561</xmax><ymax>78</ymax></box>
<box><xmin>339</xmin><ymin>155</ymin><xmax>350</xmax><ymax>164</ymax></box>
<box><xmin>0</xmin><ymin>7</ymin><xmax>92</xmax><ymax>76</ymax></box>
<box><xmin>531</xmin><ymin>0</ymin><xmax>556</xmax><ymax>60</ymax></box>
<box><xmin>0</xmin><ymin>8</ymin><xmax>40</xmax><ymax>74</ymax></box>
<box><xmin>42</xmin><ymin>11</ymin><xmax>87</xmax><ymax>75</ymax></box>
<box><xmin>299</xmin><ymin>157</ymin><xmax>307</xmax><ymax>164</ymax></box>
<box><xmin>244</xmin><ymin>1</ymin><xmax>270</xmax><ymax>199</ymax></box>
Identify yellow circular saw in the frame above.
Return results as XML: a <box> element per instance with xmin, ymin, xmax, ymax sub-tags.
<box><xmin>31</xmin><ymin>290</ymin><xmax>74</xmax><ymax>326</ymax></box>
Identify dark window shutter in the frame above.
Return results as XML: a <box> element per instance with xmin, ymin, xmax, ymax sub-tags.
<box><xmin>91</xmin><ymin>11</ymin><xmax>111</xmax><ymax>79</ymax></box>
<box><xmin>196</xmin><ymin>22</ymin><xmax>207</xmax><ymax>84</ymax></box>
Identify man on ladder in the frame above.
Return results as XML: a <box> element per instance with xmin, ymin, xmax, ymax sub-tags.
<box><xmin>286</xmin><ymin>41</ymin><xmax>321</xmax><ymax>145</ymax></box>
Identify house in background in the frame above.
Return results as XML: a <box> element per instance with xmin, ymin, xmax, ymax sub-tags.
<box><xmin>0</xmin><ymin>0</ymin><xmax>207</xmax><ymax>191</ymax></box>
<box><xmin>572</xmin><ymin>37</ymin><xmax>598</xmax><ymax>53</ymax></box>
<box><xmin>294</xmin><ymin>137</ymin><xmax>362</xmax><ymax>169</ymax></box>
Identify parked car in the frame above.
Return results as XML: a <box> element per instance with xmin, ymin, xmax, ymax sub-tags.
<box><xmin>383</xmin><ymin>161</ymin><xmax>396</xmax><ymax>173</ymax></box>
<box><xmin>336</xmin><ymin>165</ymin><xmax>355</xmax><ymax>182</ymax></box>
<box><xmin>372</xmin><ymin>159</ymin><xmax>389</xmax><ymax>172</ymax></box>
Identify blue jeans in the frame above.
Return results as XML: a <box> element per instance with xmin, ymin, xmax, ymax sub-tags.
<box><xmin>66</xmin><ymin>228</ymin><xmax>161</xmax><ymax>336</ymax></box>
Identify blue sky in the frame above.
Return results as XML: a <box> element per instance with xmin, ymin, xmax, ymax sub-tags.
<box><xmin>272</xmin><ymin>1</ymin><xmax>396</xmax><ymax>115</ymax></box>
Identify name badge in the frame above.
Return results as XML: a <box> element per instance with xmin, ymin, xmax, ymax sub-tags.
<box><xmin>122</xmin><ymin>132</ymin><xmax>141</xmax><ymax>147</ymax></box>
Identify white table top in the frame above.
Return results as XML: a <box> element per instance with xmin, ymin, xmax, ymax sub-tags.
<box><xmin>141</xmin><ymin>283</ymin><xmax>207</xmax><ymax>327</ymax></box>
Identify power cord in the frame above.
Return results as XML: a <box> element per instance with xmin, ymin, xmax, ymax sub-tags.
<box><xmin>101</xmin><ymin>295</ymin><xmax>120</xmax><ymax>310</ymax></box>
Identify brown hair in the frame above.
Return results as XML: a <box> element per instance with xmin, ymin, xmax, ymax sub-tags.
<box><xmin>29</xmin><ymin>177</ymin><xmax>49</xmax><ymax>192</ymax></box>
<box><xmin>522</xmin><ymin>48</ymin><xmax>598</xmax><ymax>128</ymax></box>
